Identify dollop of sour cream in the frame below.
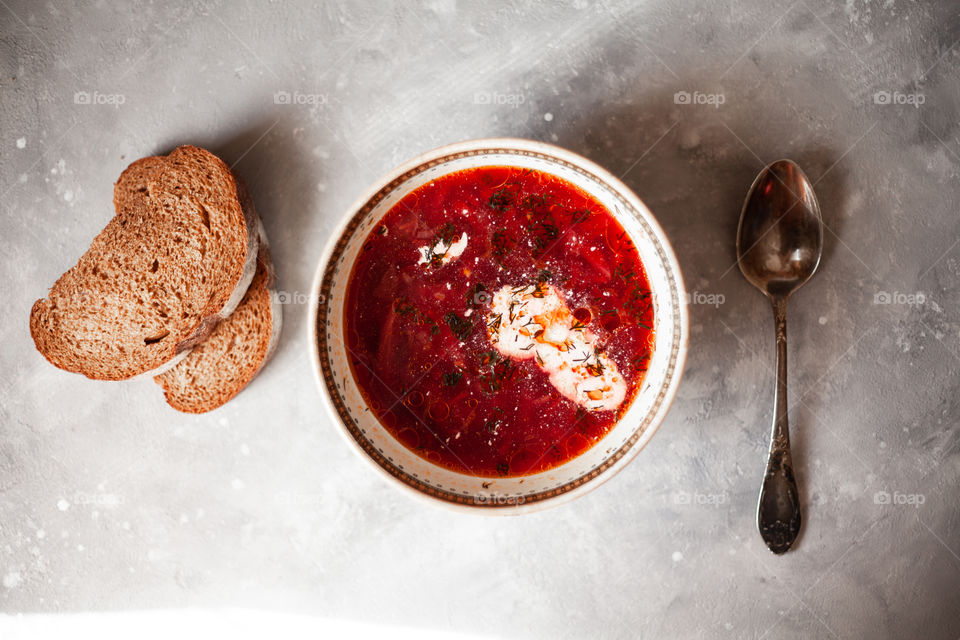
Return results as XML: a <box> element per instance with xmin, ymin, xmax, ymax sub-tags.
<box><xmin>486</xmin><ymin>283</ymin><xmax>626</xmax><ymax>412</ymax></box>
<box><xmin>418</xmin><ymin>232</ymin><xmax>468</xmax><ymax>266</ymax></box>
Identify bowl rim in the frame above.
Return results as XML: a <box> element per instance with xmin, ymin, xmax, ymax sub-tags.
<box><xmin>309</xmin><ymin>137</ymin><xmax>688</xmax><ymax>514</ymax></box>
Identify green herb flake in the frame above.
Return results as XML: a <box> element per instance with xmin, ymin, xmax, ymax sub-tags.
<box><xmin>442</xmin><ymin>371</ymin><xmax>463</xmax><ymax>387</ymax></box>
<box><xmin>484</xmin><ymin>409</ymin><xmax>504</xmax><ymax>433</ymax></box>
<box><xmin>478</xmin><ymin>350</ymin><xmax>500</xmax><ymax>366</ymax></box>
<box><xmin>435</xmin><ymin>222</ymin><xmax>456</xmax><ymax>244</ymax></box>
<box><xmin>489</xmin><ymin>188</ymin><xmax>516</xmax><ymax>212</ymax></box>
<box><xmin>394</xmin><ymin>296</ymin><xmax>439</xmax><ymax>335</ymax></box>
<box><xmin>443</xmin><ymin>311</ymin><xmax>474</xmax><ymax>341</ymax></box>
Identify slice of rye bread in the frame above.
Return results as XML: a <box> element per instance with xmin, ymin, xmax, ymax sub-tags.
<box><xmin>29</xmin><ymin>146</ymin><xmax>259</xmax><ymax>380</ymax></box>
<box><xmin>154</xmin><ymin>227</ymin><xmax>282</xmax><ymax>413</ymax></box>
<box><xmin>140</xmin><ymin>175</ymin><xmax>260</xmax><ymax>379</ymax></box>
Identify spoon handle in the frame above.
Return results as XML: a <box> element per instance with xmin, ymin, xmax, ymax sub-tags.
<box><xmin>757</xmin><ymin>297</ymin><xmax>802</xmax><ymax>554</ymax></box>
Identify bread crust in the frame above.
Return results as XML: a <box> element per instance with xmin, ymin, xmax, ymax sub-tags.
<box><xmin>256</xmin><ymin>218</ymin><xmax>283</xmax><ymax>368</ymax></box>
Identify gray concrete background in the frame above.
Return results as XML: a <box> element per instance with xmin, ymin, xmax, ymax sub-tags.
<box><xmin>1</xmin><ymin>1</ymin><xmax>959</xmax><ymax>638</ymax></box>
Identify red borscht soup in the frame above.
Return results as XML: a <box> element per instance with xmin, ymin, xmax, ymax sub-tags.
<box><xmin>344</xmin><ymin>166</ymin><xmax>654</xmax><ymax>477</ymax></box>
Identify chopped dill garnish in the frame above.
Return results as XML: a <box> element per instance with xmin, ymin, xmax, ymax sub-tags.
<box><xmin>570</xmin><ymin>208</ymin><xmax>592</xmax><ymax>224</ymax></box>
<box><xmin>478</xmin><ymin>350</ymin><xmax>500</xmax><ymax>366</ymax></box>
<box><xmin>443</xmin><ymin>311</ymin><xmax>473</xmax><ymax>341</ymax></box>
<box><xmin>435</xmin><ymin>221</ymin><xmax>456</xmax><ymax>243</ymax></box>
<box><xmin>586</xmin><ymin>361</ymin><xmax>605</xmax><ymax>377</ymax></box>
<box><xmin>478</xmin><ymin>356</ymin><xmax>517</xmax><ymax>394</ymax></box>
<box><xmin>613</xmin><ymin>262</ymin><xmax>636</xmax><ymax>283</ymax></box>
<box><xmin>423</xmin><ymin>222</ymin><xmax>458</xmax><ymax>268</ymax></box>
<box><xmin>573</xmin><ymin>350</ymin><xmax>592</xmax><ymax>363</ymax></box>
<box><xmin>394</xmin><ymin>297</ymin><xmax>439</xmax><ymax>335</ymax></box>
<box><xmin>442</xmin><ymin>370</ymin><xmax>463</xmax><ymax>387</ymax></box>
<box><xmin>484</xmin><ymin>408</ymin><xmax>505</xmax><ymax>433</ymax></box>
<box><xmin>489</xmin><ymin>187</ymin><xmax>516</xmax><ymax>212</ymax></box>
<box><xmin>631</xmin><ymin>352</ymin><xmax>651</xmax><ymax>372</ymax></box>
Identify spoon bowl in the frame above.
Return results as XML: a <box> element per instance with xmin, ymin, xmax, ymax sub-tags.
<box><xmin>737</xmin><ymin>159</ymin><xmax>823</xmax><ymax>554</ymax></box>
<box><xmin>738</xmin><ymin>160</ymin><xmax>823</xmax><ymax>299</ymax></box>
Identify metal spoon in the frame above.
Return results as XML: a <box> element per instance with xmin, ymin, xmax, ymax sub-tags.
<box><xmin>737</xmin><ymin>159</ymin><xmax>823</xmax><ymax>555</ymax></box>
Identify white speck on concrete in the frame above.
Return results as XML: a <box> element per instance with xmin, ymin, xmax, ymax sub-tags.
<box><xmin>56</xmin><ymin>499</ymin><xmax>70</xmax><ymax>511</ymax></box>
<box><xmin>3</xmin><ymin>572</ymin><xmax>22</xmax><ymax>589</ymax></box>
<box><xmin>16</xmin><ymin>137</ymin><xmax>26</xmax><ymax>149</ymax></box>
<box><xmin>819</xmin><ymin>316</ymin><xmax>827</xmax><ymax>325</ymax></box>
<box><xmin>544</xmin><ymin>112</ymin><xmax>553</xmax><ymax>121</ymax></box>
<box><xmin>35</xmin><ymin>529</ymin><xmax>45</xmax><ymax>540</ymax></box>
<box><xmin>672</xmin><ymin>551</ymin><xmax>684</xmax><ymax>562</ymax></box>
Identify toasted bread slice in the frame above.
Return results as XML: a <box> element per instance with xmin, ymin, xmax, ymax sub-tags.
<box><xmin>154</xmin><ymin>227</ymin><xmax>282</xmax><ymax>413</ymax></box>
<box><xmin>29</xmin><ymin>146</ymin><xmax>258</xmax><ymax>380</ymax></box>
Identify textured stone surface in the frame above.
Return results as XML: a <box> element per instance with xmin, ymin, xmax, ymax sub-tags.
<box><xmin>1</xmin><ymin>1</ymin><xmax>959</xmax><ymax>638</ymax></box>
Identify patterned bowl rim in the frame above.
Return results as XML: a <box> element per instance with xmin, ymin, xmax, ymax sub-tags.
<box><xmin>309</xmin><ymin>137</ymin><xmax>688</xmax><ymax>514</ymax></box>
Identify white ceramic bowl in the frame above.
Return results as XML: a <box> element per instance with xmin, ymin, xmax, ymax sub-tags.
<box><xmin>310</xmin><ymin>138</ymin><xmax>688</xmax><ymax>513</ymax></box>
